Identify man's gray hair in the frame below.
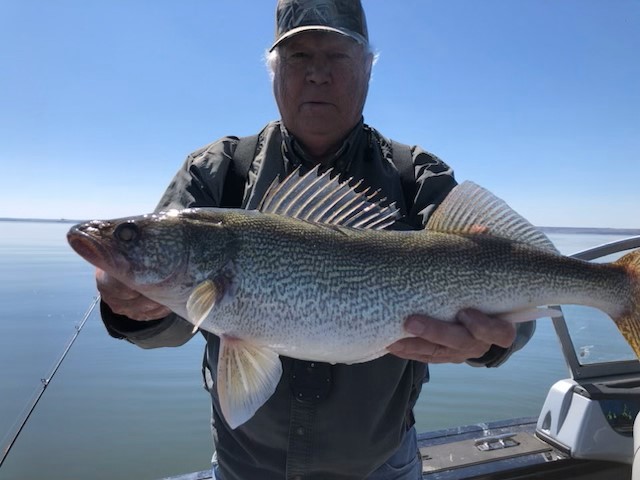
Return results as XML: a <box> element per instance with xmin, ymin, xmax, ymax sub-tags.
<box><xmin>264</xmin><ymin>43</ymin><xmax>378</xmax><ymax>80</ymax></box>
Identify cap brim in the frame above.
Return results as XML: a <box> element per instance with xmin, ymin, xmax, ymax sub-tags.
<box><xmin>269</xmin><ymin>25</ymin><xmax>367</xmax><ymax>51</ymax></box>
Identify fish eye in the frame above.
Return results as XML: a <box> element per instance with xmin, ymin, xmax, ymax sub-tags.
<box><xmin>114</xmin><ymin>222</ymin><xmax>139</xmax><ymax>243</ymax></box>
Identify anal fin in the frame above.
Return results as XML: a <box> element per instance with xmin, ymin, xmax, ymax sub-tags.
<box><xmin>496</xmin><ymin>307</ymin><xmax>563</xmax><ymax>323</ymax></box>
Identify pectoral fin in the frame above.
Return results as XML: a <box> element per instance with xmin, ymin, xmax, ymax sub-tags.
<box><xmin>187</xmin><ymin>264</ymin><xmax>238</xmax><ymax>333</ymax></box>
<box><xmin>217</xmin><ymin>336</ymin><xmax>282</xmax><ymax>429</ymax></box>
<box><xmin>186</xmin><ymin>279</ymin><xmax>221</xmax><ymax>333</ymax></box>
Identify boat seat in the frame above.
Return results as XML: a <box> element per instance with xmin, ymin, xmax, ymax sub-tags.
<box><xmin>633</xmin><ymin>413</ymin><xmax>640</xmax><ymax>480</ymax></box>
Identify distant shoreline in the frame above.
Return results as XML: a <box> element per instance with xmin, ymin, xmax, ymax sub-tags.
<box><xmin>538</xmin><ymin>226</ymin><xmax>640</xmax><ymax>236</ymax></box>
<box><xmin>0</xmin><ymin>217</ymin><xmax>83</xmax><ymax>224</ymax></box>
<box><xmin>1</xmin><ymin>217</ymin><xmax>639</xmax><ymax>235</ymax></box>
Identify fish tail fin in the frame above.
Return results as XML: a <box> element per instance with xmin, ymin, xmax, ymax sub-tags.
<box><xmin>613</xmin><ymin>249</ymin><xmax>640</xmax><ymax>359</ymax></box>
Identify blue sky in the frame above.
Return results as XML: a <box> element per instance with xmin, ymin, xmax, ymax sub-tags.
<box><xmin>1</xmin><ymin>0</ymin><xmax>638</xmax><ymax>227</ymax></box>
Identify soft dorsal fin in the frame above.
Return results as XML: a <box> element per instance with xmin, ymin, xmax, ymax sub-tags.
<box><xmin>258</xmin><ymin>166</ymin><xmax>401</xmax><ymax>230</ymax></box>
<box><xmin>426</xmin><ymin>181</ymin><xmax>559</xmax><ymax>253</ymax></box>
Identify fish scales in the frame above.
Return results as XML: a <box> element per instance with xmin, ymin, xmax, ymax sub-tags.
<box><xmin>189</xmin><ymin>212</ymin><xmax>631</xmax><ymax>364</ymax></box>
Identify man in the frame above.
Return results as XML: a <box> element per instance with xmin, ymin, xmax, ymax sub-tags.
<box><xmin>97</xmin><ymin>1</ymin><xmax>532</xmax><ymax>479</ymax></box>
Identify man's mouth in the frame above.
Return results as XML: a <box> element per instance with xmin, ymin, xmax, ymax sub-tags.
<box><xmin>302</xmin><ymin>101</ymin><xmax>333</xmax><ymax>108</ymax></box>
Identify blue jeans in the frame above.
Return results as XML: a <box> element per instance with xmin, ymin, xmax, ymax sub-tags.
<box><xmin>366</xmin><ymin>427</ymin><xmax>422</xmax><ymax>480</ymax></box>
<box><xmin>212</xmin><ymin>427</ymin><xmax>421</xmax><ymax>479</ymax></box>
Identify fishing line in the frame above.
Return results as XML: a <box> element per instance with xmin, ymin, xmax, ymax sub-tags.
<box><xmin>0</xmin><ymin>295</ymin><xmax>101</xmax><ymax>469</ymax></box>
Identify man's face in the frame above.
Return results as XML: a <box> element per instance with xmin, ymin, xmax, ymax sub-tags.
<box><xmin>273</xmin><ymin>31</ymin><xmax>372</xmax><ymax>157</ymax></box>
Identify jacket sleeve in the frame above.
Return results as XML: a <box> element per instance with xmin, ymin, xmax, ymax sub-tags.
<box><xmin>409</xmin><ymin>145</ymin><xmax>535</xmax><ymax>368</ymax></box>
<box><xmin>100</xmin><ymin>137</ymin><xmax>239</xmax><ymax>349</ymax></box>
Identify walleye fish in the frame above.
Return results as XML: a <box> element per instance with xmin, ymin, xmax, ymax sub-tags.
<box><xmin>67</xmin><ymin>167</ymin><xmax>640</xmax><ymax>429</ymax></box>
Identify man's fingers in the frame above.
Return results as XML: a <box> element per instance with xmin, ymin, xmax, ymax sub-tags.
<box><xmin>387</xmin><ymin>311</ymin><xmax>518</xmax><ymax>364</ymax></box>
<box><xmin>110</xmin><ymin>299</ymin><xmax>170</xmax><ymax>318</ymax></box>
<box><xmin>387</xmin><ymin>338</ymin><xmax>467</xmax><ymax>364</ymax></box>
<box><xmin>457</xmin><ymin>309</ymin><xmax>516</xmax><ymax>349</ymax></box>
<box><xmin>404</xmin><ymin>315</ymin><xmax>489</xmax><ymax>354</ymax></box>
<box><xmin>96</xmin><ymin>268</ymin><xmax>171</xmax><ymax>321</ymax></box>
<box><xmin>109</xmin><ymin>299</ymin><xmax>171</xmax><ymax>321</ymax></box>
<box><xmin>96</xmin><ymin>269</ymin><xmax>138</xmax><ymax>300</ymax></box>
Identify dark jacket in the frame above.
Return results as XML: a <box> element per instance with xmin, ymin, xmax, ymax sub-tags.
<box><xmin>101</xmin><ymin>120</ymin><xmax>534</xmax><ymax>479</ymax></box>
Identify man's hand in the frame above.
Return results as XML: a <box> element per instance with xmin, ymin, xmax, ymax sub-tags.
<box><xmin>387</xmin><ymin>309</ymin><xmax>516</xmax><ymax>364</ymax></box>
<box><xmin>96</xmin><ymin>268</ymin><xmax>171</xmax><ymax>321</ymax></box>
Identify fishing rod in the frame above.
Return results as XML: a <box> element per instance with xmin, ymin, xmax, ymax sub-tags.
<box><xmin>0</xmin><ymin>295</ymin><xmax>101</xmax><ymax>469</ymax></box>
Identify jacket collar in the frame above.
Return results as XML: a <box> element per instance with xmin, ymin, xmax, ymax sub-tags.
<box><xmin>279</xmin><ymin>118</ymin><xmax>366</xmax><ymax>172</ymax></box>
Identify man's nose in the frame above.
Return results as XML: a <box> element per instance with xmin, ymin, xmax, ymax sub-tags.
<box><xmin>305</xmin><ymin>57</ymin><xmax>331</xmax><ymax>84</ymax></box>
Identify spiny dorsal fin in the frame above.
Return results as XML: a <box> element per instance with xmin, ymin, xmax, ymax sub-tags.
<box><xmin>426</xmin><ymin>181</ymin><xmax>559</xmax><ymax>253</ymax></box>
<box><xmin>259</xmin><ymin>165</ymin><xmax>401</xmax><ymax>230</ymax></box>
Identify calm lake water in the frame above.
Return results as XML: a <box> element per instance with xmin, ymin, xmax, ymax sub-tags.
<box><xmin>0</xmin><ymin>220</ymin><xmax>637</xmax><ymax>479</ymax></box>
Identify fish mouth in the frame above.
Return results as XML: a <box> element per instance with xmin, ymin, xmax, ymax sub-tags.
<box><xmin>67</xmin><ymin>222</ymin><xmax>121</xmax><ymax>274</ymax></box>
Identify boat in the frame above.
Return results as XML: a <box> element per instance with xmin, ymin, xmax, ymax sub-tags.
<box><xmin>161</xmin><ymin>235</ymin><xmax>640</xmax><ymax>480</ymax></box>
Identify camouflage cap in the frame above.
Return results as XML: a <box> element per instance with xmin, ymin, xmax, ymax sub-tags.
<box><xmin>270</xmin><ymin>0</ymin><xmax>369</xmax><ymax>51</ymax></box>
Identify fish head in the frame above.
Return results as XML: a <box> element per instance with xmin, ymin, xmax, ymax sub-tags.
<box><xmin>67</xmin><ymin>210</ymin><xmax>198</xmax><ymax>289</ymax></box>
